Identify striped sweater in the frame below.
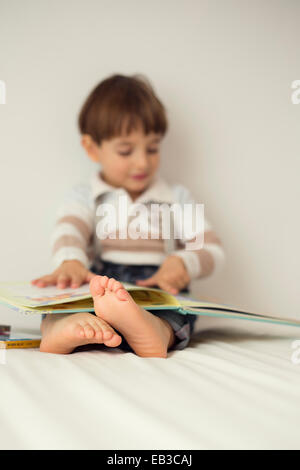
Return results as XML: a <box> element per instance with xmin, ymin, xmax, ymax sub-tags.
<box><xmin>51</xmin><ymin>172</ymin><xmax>225</xmax><ymax>280</ymax></box>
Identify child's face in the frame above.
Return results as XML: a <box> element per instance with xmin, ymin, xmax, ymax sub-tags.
<box><xmin>82</xmin><ymin>126</ymin><xmax>162</xmax><ymax>200</ymax></box>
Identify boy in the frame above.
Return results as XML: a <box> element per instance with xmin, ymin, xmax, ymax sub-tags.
<box><xmin>32</xmin><ymin>74</ymin><xmax>225</xmax><ymax>357</ymax></box>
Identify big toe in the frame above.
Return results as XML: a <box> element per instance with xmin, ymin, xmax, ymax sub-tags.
<box><xmin>90</xmin><ymin>276</ymin><xmax>106</xmax><ymax>298</ymax></box>
<box><xmin>103</xmin><ymin>330</ymin><xmax>123</xmax><ymax>347</ymax></box>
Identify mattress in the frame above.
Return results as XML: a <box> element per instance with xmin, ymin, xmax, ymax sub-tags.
<box><xmin>0</xmin><ymin>307</ymin><xmax>300</xmax><ymax>450</ymax></box>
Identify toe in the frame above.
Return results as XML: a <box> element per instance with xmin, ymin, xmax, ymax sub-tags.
<box><xmin>94</xmin><ymin>329</ymin><xmax>103</xmax><ymax>342</ymax></box>
<box><xmin>112</xmin><ymin>280</ymin><xmax>123</xmax><ymax>292</ymax></box>
<box><xmin>107</xmin><ymin>277</ymin><xmax>116</xmax><ymax>290</ymax></box>
<box><xmin>92</xmin><ymin>317</ymin><xmax>117</xmax><ymax>343</ymax></box>
<box><xmin>104</xmin><ymin>332</ymin><xmax>122</xmax><ymax>348</ymax></box>
<box><xmin>89</xmin><ymin>276</ymin><xmax>105</xmax><ymax>298</ymax></box>
<box><xmin>94</xmin><ymin>318</ymin><xmax>122</xmax><ymax>347</ymax></box>
<box><xmin>103</xmin><ymin>330</ymin><xmax>113</xmax><ymax>340</ymax></box>
<box><xmin>100</xmin><ymin>276</ymin><xmax>109</xmax><ymax>288</ymax></box>
<box><xmin>89</xmin><ymin>321</ymin><xmax>104</xmax><ymax>342</ymax></box>
<box><xmin>100</xmin><ymin>321</ymin><xmax>116</xmax><ymax>338</ymax></box>
<box><xmin>116</xmin><ymin>288</ymin><xmax>130</xmax><ymax>301</ymax></box>
<box><xmin>74</xmin><ymin>325</ymin><xmax>86</xmax><ymax>338</ymax></box>
<box><xmin>83</xmin><ymin>324</ymin><xmax>95</xmax><ymax>339</ymax></box>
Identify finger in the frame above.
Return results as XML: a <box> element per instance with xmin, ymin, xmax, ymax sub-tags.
<box><xmin>34</xmin><ymin>274</ymin><xmax>57</xmax><ymax>288</ymax></box>
<box><xmin>170</xmin><ymin>287</ymin><xmax>179</xmax><ymax>294</ymax></box>
<box><xmin>31</xmin><ymin>278</ymin><xmax>45</xmax><ymax>286</ymax></box>
<box><xmin>168</xmin><ymin>286</ymin><xmax>179</xmax><ymax>294</ymax></box>
<box><xmin>135</xmin><ymin>276</ymin><xmax>158</xmax><ymax>286</ymax></box>
<box><xmin>164</xmin><ymin>275</ymin><xmax>186</xmax><ymax>291</ymax></box>
<box><xmin>173</xmin><ymin>281</ymin><xmax>186</xmax><ymax>293</ymax></box>
<box><xmin>70</xmin><ymin>274</ymin><xmax>83</xmax><ymax>288</ymax></box>
<box><xmin>57</xmin><ymin>274</ymin><xmax>70</xmax><ymax>289</ymax></box>
<box><xmin>157</xmin><ymin>280</ymin><xmax>172</xmax><ymax>292</ymax></box>
<box><xmin>86</xmin><ymin>271</ymin><xmax>97</xmax><ymax>282</ymax></box>
<box><xmin>171</xmin><ymin>278</ymin><xmax>185</xmax><ymax>291</ymax></box>
<box><xmin>159</xmin><ymin>281</ymin><xmax>179</xmax><ymax>295</ymax></box>
<box><xmin>179</xmin><ymin>275</ymin><xmax>190</xmax><ymax>289</ymax></box>
<box><xmin>34</xmin><ymin>280</ymin><xmax>47</xmax><ymax>287</ymax></box>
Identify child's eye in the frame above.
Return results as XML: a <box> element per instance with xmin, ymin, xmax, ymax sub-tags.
<box><xmin>118</xmin><ymin>148</ymin><xmax>158</xmax><ymax>157</ymax></box>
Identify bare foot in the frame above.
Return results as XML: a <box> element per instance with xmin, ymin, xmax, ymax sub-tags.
<box><xmin>90</xmin><ymin>276</ymin><xmax>175</xmax><ymax>358</ymax></box>
<box><xmin>40</xmin><ymin>312</ymin><xmax>122</xmax><ymax>354</ymax></box>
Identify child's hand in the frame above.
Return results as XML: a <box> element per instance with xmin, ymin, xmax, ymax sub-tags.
<box><xmin>31</xmin><ymin>260</ymin><xmax>96</xmax><ymax>289</ymax></box>
<box><xmin>136</xmin><ymin>255</ymin><xmax>190</xmax><ymax>295</ymax></box>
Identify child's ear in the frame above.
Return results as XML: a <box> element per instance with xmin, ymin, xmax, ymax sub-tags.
<box><xmin>81</xmin><ymin>134</ymin><xmax>100</xmax><ymax>163</ymax></box>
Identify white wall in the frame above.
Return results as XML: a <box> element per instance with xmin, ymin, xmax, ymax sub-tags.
<box><xmin>0</xmin><ymin>0</ymin><xmax>299</xmax><ymax>323</ymax></box>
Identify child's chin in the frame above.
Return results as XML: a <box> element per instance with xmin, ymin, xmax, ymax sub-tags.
<box><xmin>129</xmin><ymin>178</ymin><xmax>150</xmax><ymax>189</ymax></box>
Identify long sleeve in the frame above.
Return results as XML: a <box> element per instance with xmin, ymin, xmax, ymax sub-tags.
<box><xmin>51</xmin><ymin>184</ymin><xmax>95</xmax><ymax>269</ymax></box>
<box><xmin>170</xmin><ymin>184</ymin><xmax>225</xmax><ymax>280</ymax></box>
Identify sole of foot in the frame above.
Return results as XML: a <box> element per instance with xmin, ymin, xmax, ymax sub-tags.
<box><xmin>90</xmin><ymin>275</ymin><xmax>174</xmax><ymax>358</ymax></box>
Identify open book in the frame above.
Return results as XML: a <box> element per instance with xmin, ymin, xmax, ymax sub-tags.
<box><xmin>0</xmin><ymin>281</ymin><xmax>299</xmax><ymax>329</ymax></box>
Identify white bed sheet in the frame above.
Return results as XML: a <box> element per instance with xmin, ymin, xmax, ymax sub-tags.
<box><xmin>0</xmin><ymin>308</ymin><xmax>300</xmax><ymax>450</ymax></box>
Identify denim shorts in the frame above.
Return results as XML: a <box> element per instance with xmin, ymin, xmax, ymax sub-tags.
<box><xmin>89</xmin><ymin>258</ymin><xmax>197</xmax><ymax>351</ymax></box>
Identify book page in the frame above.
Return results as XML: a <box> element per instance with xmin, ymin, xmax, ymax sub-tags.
<box><xmin>33</xmin><ymin>289</ymin><xmax>180</xmax><ymax>311</ymax></box>
<box><xmin>185</xmin><ymin>307</ymin><xmax>300</xmax><ymax>327</ymax></box>
<box><xmin>175</xmin><ymin>294</ymin><xmax>263</xmax><ymax>314</ymax></box>
<box><xmin>0</xmin><ymin>281</ymin><xmax>180</xmax><ymax>309</ymax></box>
<box><xmin>0</xmin><ymin>282</ymin><xmax>92</xmax><ymax>307</ymax></box>
<box><xmin>130</xmin><ymin>289</ymin><xmax>180</xmax><ymax>307</ymax></box>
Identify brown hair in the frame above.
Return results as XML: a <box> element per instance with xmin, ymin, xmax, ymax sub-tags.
<box><xmin>78</xmin><ymin>73</ymin><xmax>168</xmax><ymax>145</ymax></box>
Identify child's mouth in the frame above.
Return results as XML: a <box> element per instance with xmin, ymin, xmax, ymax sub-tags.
<box><xmin>131</xmin><ymin>174</ymin><xmax>148</xmax><ymax>180</ymax></box>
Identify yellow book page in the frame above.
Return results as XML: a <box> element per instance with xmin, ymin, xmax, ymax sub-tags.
<box><xmin>35</xmin><ymin>288</ymin><xmax>180</xmax><ymax>310</ymax></box>
<box><xmin>31</xmin><ymin>287</ymin><xmax>179</xmax><ymax>311</ymax></box>
<box><xmin>33</xmin><ymin>298</ymin><xmax>94</xmax><ymax>312</ymax></box>
<box><xmin>129</xmin><ymin>289</ymin><xmax>180</xmax><ymax>307</ymax></box>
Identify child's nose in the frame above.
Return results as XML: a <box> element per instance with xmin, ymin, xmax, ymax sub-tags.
<box><xmin>134</xmin><ymin>153</ymin><xmax>149</xmax><ymax>170</ymax></box>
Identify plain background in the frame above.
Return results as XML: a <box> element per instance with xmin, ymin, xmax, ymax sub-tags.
<box><xmin>0</xmin><ymin>0</ymin><xmax>299</xmax><ymax>331</ymax></box>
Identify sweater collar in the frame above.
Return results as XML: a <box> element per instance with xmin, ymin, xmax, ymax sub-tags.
<box><xmin>90</xmin><ymin>171</ymin><xmax>175</xmax><ymax>204</ymax></box>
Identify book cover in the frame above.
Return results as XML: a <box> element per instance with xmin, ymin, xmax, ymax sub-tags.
<box><xmin>0</xmin><ymin>324</ymin><xmax>41</xmax><ymax>349</ymax></box>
